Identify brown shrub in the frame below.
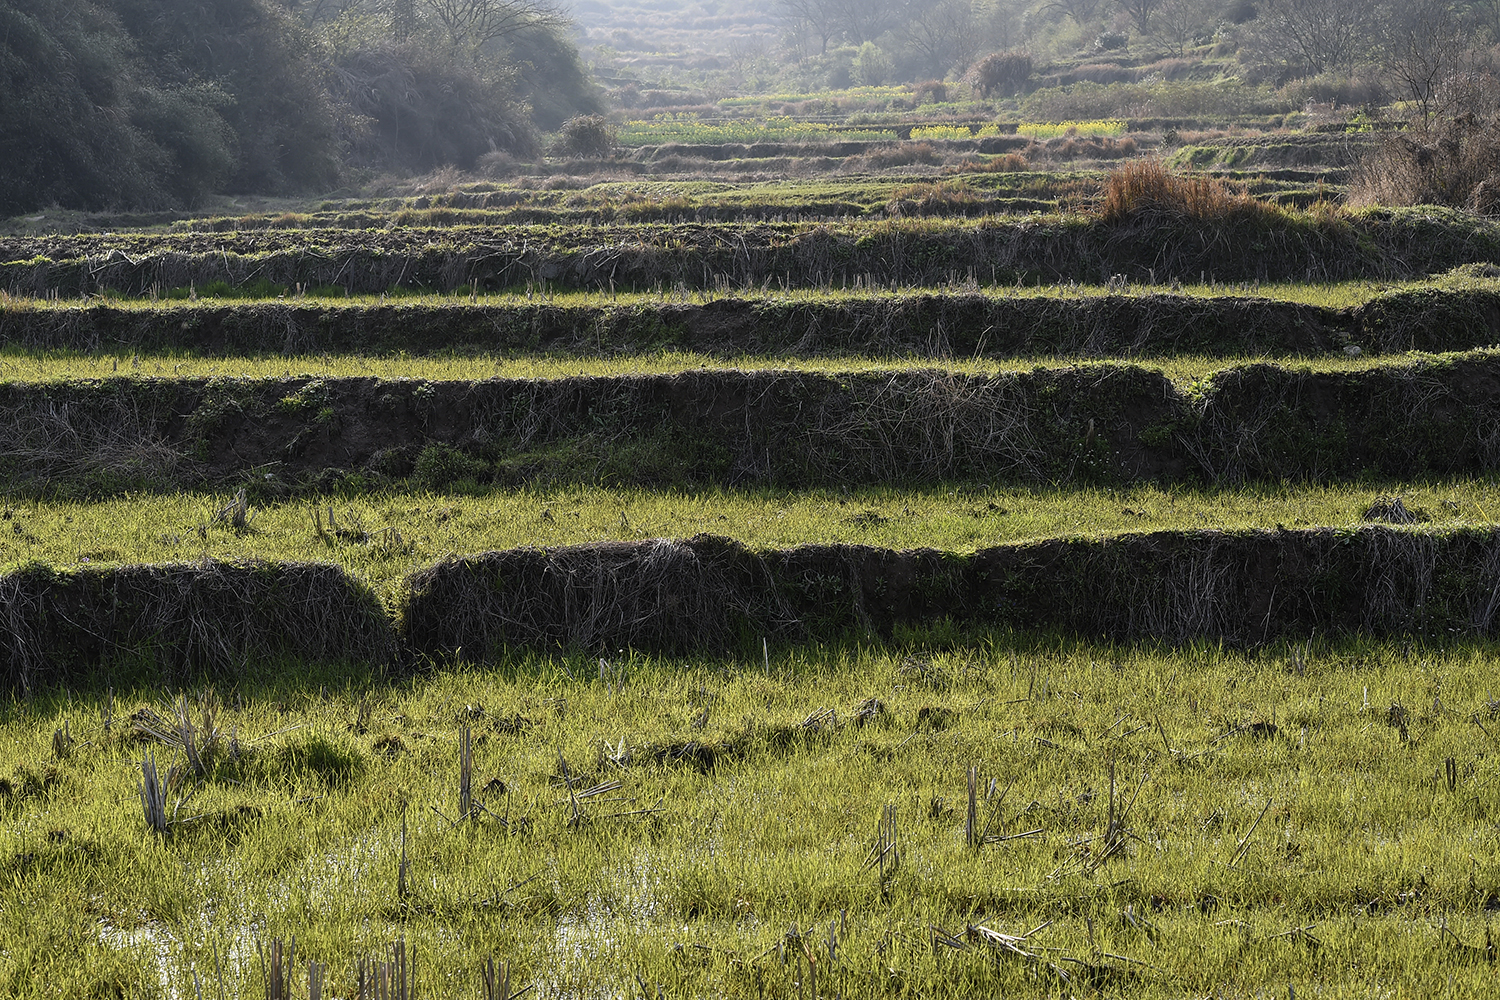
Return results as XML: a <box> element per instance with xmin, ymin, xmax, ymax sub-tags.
<box><xmin>1098</xmin><ymin>159</ymin><xmax>1280</xmax><ymax>223</ymax></box>
<box><xmin>971</xmin><ymin>51</ymin><xmax>1033</xmax><ymax>98</ymax></box>
<box><xmin>1349</xmin><ymin>113</ymin><xmax>1500</xmax><ymax>213</ymax></box>
<box><xmin>913</xmin><ymin>79</ymin><xmax>949</xmax><ymax>104</ymax></box>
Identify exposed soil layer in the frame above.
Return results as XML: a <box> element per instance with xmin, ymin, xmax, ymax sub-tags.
<box><xmin>4</xmin><ymin>354</ymin><xmax>1499</xmax><ymax>495</ymax></box>
<box><xmin>2</xmin><ymin>287</ymin><xmax>1497</xmax><ymax>358</ymax></box>
<box><xmin>401</xmin><ymin>526</ymin><xmax>1500</xmax><ymax>659</ymax></box>
<box><xmin>4</xmin><ymin>208</ymin><xmax>1499</xmax><ymax>292</ymax></box>
<box><xmin>0</xmin><ymin>560</ymin><xmax>392</xmax><ymax>692</ymax></box>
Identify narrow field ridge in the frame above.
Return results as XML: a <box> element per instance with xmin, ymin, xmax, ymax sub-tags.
<box><xmin>5</xmin><ymin>526</ymin><xmax>1500</xmax><ymax>688</ymax></box>
<box><xmin>3</xmin><ymin>356</ymin><xmax>1498</xmax><ymax>494</ymax></box>
<box><xmin>6</xmin><ymin>285</ymin><xmax>1500</xmax><ymax>356</ymax></box>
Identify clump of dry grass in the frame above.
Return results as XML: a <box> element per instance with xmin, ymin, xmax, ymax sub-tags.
<box><xmin>1098</xmin><ymin>160</ymin><xmax>1281</xmax><ymax>223</ymax></box>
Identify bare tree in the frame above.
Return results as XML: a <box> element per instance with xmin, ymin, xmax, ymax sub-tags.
<box><xmin>1151</xmin><ymin>0</ymin><xmax>1214</xmax><ymax>55</ymax></box>
<box><xmin>1383</xmin><ymin>0</ymin><xmax>1468</xmax><ymax>117</ymax></box>
<box><xmin>775</xmin><ymin>0</ymin><xmax>845</xmax><ymax>54</ymax></box>
<box><xmin>827</xmin><ymin>0</ymin><xmax>908</xmax><ymax>45</ymax></box>
<box><xmin>1252</xmin><ymin>0</ymin><xmax>1377</xmax><ymax>75</ymax></box>
<box><xmin>977</xmin><ymin>0</ymin><xmax>1035</xmax><ymax>52</ymax></box>
<box><xmin>420</xmin><ymin>0</ymin><xmax>569</xmax><ymax>62</ymax></box>
<box><xmin>1041</xmin><ymin>0</ymin><xmax>1105</xmax><ymax>26</ymax></box>
<box><xmin>901</xmin><ymin>0</ymin><xmax>979</xmax><ymax>78</ymax></box>
<box><xmin>1114</xmin><ymin>0</ymin><xmax>1161</xmax><ymax>37</ymax></box>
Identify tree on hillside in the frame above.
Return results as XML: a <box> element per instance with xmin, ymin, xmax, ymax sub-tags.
<box><xmin>1250</xmin><ymin>0</ymin><xmax>1375</xmax><ymax>75</ymax></box>
<box><xmin>1039</xmin><ymin>0</ymin><xmax>1105</xmax><ymax>27</ymax></box>
<box><xmin>1382</xmin><ymin>0</ymin><xmax>1467</xmax><ymax>117</ymax></box>
<box><xmin>420</xmin><ymin>0</ymin><xmax>568</xmax><ymax>63</ymax></box>
<box><xmin>900</xmin><ymin>0</ymin><xmax>980</xmax><ymax>79</ymax></box>
<box><xmin>774</xmin><ymin>0</ymin><xmax>844</xmax><ymax>54</ymax></box>
<box><xmin>1151</xmin><ymin>0</ymin><xmax>1215</xmax><ymax>55</ymax></box>
<box><xmin>1114</xmin><ymin>0</ymin><xmax>1161</xmax><ymax>37</ymax></box>
<box><xmin>0</xmin><ymin>0</ymin><xmax>243</xmax><ymax>212</ymax></box>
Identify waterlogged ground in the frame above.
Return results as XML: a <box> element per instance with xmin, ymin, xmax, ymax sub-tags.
<box><xmin>5</xmin><ymin>639</ymin><xmax>1500</xmax><ymax>997</ymax></box>
<box><xmin>3</xmin><ymin>481</ymin><xmax>1498</xmax><ymax>594</ymax></box>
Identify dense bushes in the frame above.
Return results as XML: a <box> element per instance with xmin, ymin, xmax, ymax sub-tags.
<box><xmin>111</xmin><ymin>0</ymin><xmax>340</xmax><ymax>194</ymax></box>
<box><xmin>0</xmin><ymin>0</ymin><xmax>227</xmax><ymax>213</ymax></box>
<box><xmin>0</xmin><ymin>0</ymin><xmax>595</xmax><ymax>212</ymax></box>
<box><xmin>328</xmin><ymin>45</ymin><xmax>540</xmax><ymax>172</ymax></box>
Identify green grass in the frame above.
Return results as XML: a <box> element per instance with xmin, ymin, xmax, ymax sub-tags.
<box><xmin>615</xmin><ymin>115</ymin><xmax>900</xmax><ymax>146</ymax></box>
<box><xmin>7</xmin><ymin>638</ymin><xmax>1500</xmax><ymax>996</ymax></box>
<box><xmin>0</xmin><ymin>347</ymin><xmax>1449</xmax><ymax>386</ymax></box>
<box><xmin>4</xmin><ymin>481</ymin><xmax>1496</xmax><ymax>596</ymax></box>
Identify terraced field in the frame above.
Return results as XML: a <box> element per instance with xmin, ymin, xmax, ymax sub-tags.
<box><xmin>8</xmin><ymin>143</ymin><xmax>1500</xmax><ymax>996</ymax></box>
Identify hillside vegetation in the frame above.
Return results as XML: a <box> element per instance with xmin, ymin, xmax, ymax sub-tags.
<box><xmin>0</xmin><ymin>0</ymin><xmax>602</xmax><ymax>214</ymax></box>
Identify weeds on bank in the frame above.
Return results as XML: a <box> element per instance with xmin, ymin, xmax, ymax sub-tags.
<box><xmin>6</xmin><ymin>639</ymin><xmax>1500</xmax><ymax>995</ymax></box>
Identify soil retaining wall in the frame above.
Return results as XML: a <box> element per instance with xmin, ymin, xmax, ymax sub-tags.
<box><xmin>2</xmin><ymin>355</ymin><xmax>1499</xmax><ymax>493</ymax></box>
<box><xmin>7</xmin><ymin>526</ymin><xmax>1499</xmax><ymax>689</ymax></box>
<box><xmin>0</xmin><ymin>560</ymin><xmax>393</xmax><ymax>692</ymax></box>
<box><xmin>402</xmin><ymin>526</ymin><xmax>1500</xmax><ymax>659</ymax></box>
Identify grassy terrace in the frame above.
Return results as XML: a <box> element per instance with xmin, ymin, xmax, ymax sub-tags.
<box><xmin>9</xmin><ymin>135</ymin><xmax>1500</xmax><ymax>995</ymax></box>
<box><xmin>8</xmin><ymin>642</ymin><xmax>1500</xmax><ymax>996</ymax></box>
<box><xmin>8</xmin><ymin>204</ymin><xmax>1500</xmax><ymax>294</ymax></box>
<box><xmin>3</xmin><ymin>482</ymin><xmax>1496</xmax><ymax>594</ymax></box>
<box><xmin>0</xmin><ymin>348</ymin><xmax>1443</xmax><ymax>385</ymax></box>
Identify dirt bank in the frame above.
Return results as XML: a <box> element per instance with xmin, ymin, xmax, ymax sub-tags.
<box><xmin>3</xmin><ymin>354</ymin><xmax>1499</xmax><ymax>495</ymax></box>
<box><xmin>0</xmin><ymin>292</ymin><xmax>1356</xmax><ymax>357</ymax></box>
<box><xmin>0</xmin><ymin>560</ymin><xmax>392</xmax><ymax>692</ymax></box>
<box><xmin>403</xmin><ymin>526</ymin><xmax>1500</xmax><ymax>658</ymax></box>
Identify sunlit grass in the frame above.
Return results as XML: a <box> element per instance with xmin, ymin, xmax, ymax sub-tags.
<box><xmin>0</xmin><ymin>346</ymin><xmax>1464</xmax><ymax>386</ymax></box>
<box><xmin>615</xmin><ymin>114</ymin><xmax>898</xmax><ymax>146</ymax></box>
<box><xmin>3</xmin><ymin>480</ymin><xmax>1497</xmax><ymax>596</ymax></box>
<box><xmin>6</xmin><ymin>639</ymin><xmax>1500</xmax><ymax>996</ymax></box>
<box><xmin>0</xmin><ymin>274</ymin><xmax>1474</xmax><ymax>313</ymax></box>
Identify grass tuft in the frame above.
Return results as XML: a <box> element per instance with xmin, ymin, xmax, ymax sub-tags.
<box><xmin>1098</xmin><ymin>159</ymin><xmax>1285</xmax><ymax>224</ymax></box>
